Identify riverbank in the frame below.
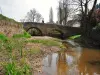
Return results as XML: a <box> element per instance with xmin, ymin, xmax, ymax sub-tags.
<box><xmin>0</xmin><ymin>14</ymin><xmax>65</xmax><ymax>75</ymax></box>
<box><xmin>74</xmin><ymin>36</ymin><xmax>100</xmax><ymax>49</ymax></box>
<box><xmin>0</xmin><ymin>36</ymin><xmax>65</xmax><ymax>75</ymax></box>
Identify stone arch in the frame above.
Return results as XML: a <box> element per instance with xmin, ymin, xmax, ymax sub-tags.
<box><xmin>27</xmin><ymin>27</ymin><xmax>42</xmax><ymax>36</ymax></box>
<box><xmin>49</xmin><ymin>29</ymin><xmax>64</xmax><ymax>39</ymax></box>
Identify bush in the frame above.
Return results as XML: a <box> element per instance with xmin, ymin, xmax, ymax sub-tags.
<box><xmin>23</xmin><ymin>31</ymin><xmax>31</xmax><ymax>38</ymax></box>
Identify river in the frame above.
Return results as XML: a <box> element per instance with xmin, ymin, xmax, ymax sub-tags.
<box><xmin>38</xmin><ymin>40</ymin><xmax>100</xmax><ymax>75</ymax></box>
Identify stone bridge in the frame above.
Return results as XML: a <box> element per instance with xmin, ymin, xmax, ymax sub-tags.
<box><xmin>23</xmin><ymin>22</ymin><xmax>81</xmax><ymax>39</ymax></box>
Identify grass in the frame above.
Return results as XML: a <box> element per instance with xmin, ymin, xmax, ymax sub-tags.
<box><xmin>27</xmin><ymin>39</ymin><xmax>61</xmax><ymax>46</ymax></box>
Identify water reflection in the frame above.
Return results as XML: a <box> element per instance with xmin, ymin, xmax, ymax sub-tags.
<box><xmin>78</xmin><ymin>48</ymin><xmax>100</xmax><ymax>75</ymax></box>
<box><xmin>57</xmin><ymin>51</ymin><xmax>67</xmax><ymax>75</ymax></box>
<box><xmin>48</xmin><ymin>54</ymin><xmax>52</xmax><ymax>67</ymax></box>
<box><xmin>42</xmin><ymin>47</ymin><xmax>100</xmax><ymax>75</ymax></box>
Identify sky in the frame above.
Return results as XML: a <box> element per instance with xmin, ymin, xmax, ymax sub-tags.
<box><xmin>0</xmin><ymin>0</ymin><xmax>59</xmax><ymax>22</ymax></box>
<box><xmin>0</xmin><ymin>0</ymin><xmax>100</xmax><ymax>22</ymax></box>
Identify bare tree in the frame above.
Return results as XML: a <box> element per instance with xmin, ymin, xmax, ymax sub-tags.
<box><xmin>57</xmin><ymin>0</ymin><xmax>69</xmax><ymax>25</ymax></box>
<box><xmin>20</xmin><ymin>19</ymin><xmax>25</xmax><ymax>22</ymax></box>
<box><xmin>79</xmin><ymin>0</ymin><xmax>97</xmax><ymax>35</ymax></box>
<box><xmin>26</xmin><ymin>8</ymin><xmax>37</xmax><ymax>22</ymax></box>
<box><xmin>58</xmin><ymin>1</ymin><xmax>63</xmax><ymax>24</ymax></box>
<box><xmin>49</xmin><ymin>7</ymin><xmax>54</xmax><ymax>23</ymax></box>
<box><xmin>63</xmin><ymin>0</ymin><xmax>69</xmax><ymax>25</ymax></box>
<box><xmin>36</xmin><ymin>13</ymin><xmax>42</xmax><ymax>22</ymax></box>
<box><xmin>24</xmin><ymin>8</ymin><xmax>42</xmax><ymax>22</ymax></box>
<box><xmin>68</xmin><ymin>0</ymin><xmax>97</xmax><ymax>35</ymax></box>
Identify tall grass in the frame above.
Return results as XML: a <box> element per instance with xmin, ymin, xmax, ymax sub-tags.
<box><xmin>0</xmin><ymin>33</ymin><xmax>26</xmax><ymax>57</ymax></box>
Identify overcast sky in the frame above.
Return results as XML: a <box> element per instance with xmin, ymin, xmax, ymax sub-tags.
<box><xmin>0</xmin><ymin>0</ymin><xmax>100</xmax><ymax>22</ymax></box>
<box><xmin>0</xmin><ymin>0</ymin><xmax>59</xmax><ymax>22</ymax></box>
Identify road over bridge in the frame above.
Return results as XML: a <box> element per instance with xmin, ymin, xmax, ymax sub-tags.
<box><xmin>23</xmin><ymin>22</ymin><xmax>82</xmax><ymax>39</ymax></box>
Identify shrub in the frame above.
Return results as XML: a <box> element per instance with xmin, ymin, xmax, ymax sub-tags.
<box><xmin>23</xmin><ymin>31</ymin><xmax>31</xmax><ymax>38</ymax></box>
<box><xmin>13</xmin><ymin>31</ymin><xmax>31</xmax><ymax>38</ymax></box>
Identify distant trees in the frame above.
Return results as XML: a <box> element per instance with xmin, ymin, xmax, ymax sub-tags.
<box><xmin>21</xmin><ymin>8</ymin><xmax>43</xmax><ymax>22</ymax></box>
<box><xmin>49</xmin><ymin>7</ymin><xmax>54</xmax><ymax>23</ymax></box>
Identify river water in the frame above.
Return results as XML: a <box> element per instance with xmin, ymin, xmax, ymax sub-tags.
<box><xmin>38</xmin><ymin>41</ymin><xmax>100</xmax><ymax>75</ymax></box>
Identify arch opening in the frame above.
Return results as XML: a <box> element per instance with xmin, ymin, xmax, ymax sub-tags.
<box><xmin>27</xmin><ymin>27</ymin><xmax>42</xmax><ymax>36</ymax></box>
